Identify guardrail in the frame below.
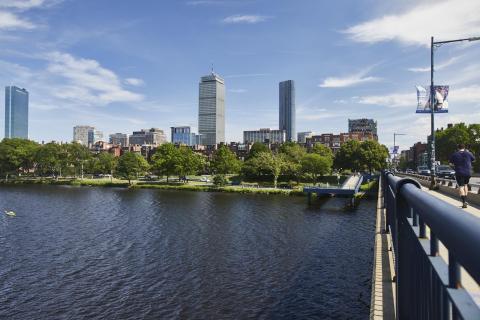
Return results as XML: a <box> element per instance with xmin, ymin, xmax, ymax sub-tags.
<box><xmin>383</xmin><ymin>171</ymin><xmax>480</xmax><ymax>319</ymax></box>
<box><xmin>399</xmin><ymin>172</ymin><xmax>480</xmax><ymax>191</ymax></box>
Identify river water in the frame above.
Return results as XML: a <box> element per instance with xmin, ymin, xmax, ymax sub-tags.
<box><xmin>0</xmin><ymin>185</ymin><xmax>375</xmax><ymax>319</ymax></box>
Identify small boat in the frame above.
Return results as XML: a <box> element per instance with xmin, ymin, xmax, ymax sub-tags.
<box><xmin>4</xmin><ymin>210</ymin><xmax>16</xmax><ymax>217</ymax></box>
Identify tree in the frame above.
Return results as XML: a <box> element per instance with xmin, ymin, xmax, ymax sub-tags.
<box><xmin>151</xmin><ymin>143</ymin><xmax>181</xmax><ymax>182</ymax></box>
<box><xmin>249</xmin><ymin>151</ymin><xmax>286</xmax><ymax>188</ymax></box>
<box><xmin>177</xmin><ymin>147</ymin><xmax>204</xmax><ymax>181</ymax></box>
<box><xmin>279</xmin><ymin>142</ymin><xmax>306</xmax><ymax>182</ymax></box>
<box><xmin>96</xmin><ymin>152</ymin><xmax>117</xmax><ymax>177</ymax></box>
<box><xmin>116</xmin><ymin>152</ymin><xmax>149</xmax><ymax>184</ymax></box>
<box><xmin>35</xmin><ymin>142</ymin><xmax>62</xmax><ymax>177</ymax></box>
<box><xmin>358</xmin><ymin>140</ymin><xmax>389</xmax><ymax>173</ymax></box>
<box><xmin>211</xmin><ymin>145</ymin><xmax>241</xmax><ymax>175</ymax></box>
<box><xmin>311</xmin><ymin>143</ymin><xmax>333</xmax><ymax>159</ymax></box>
<box><xmin>301</xmin><ymin>153</ymin><xmax>332</xmax><ymax>184</ymax></box>
<box><xmin>0</xmin><ymin>138</ymin><xmax>39</xmax><ymax>178</ymax></box>
<box><xmin>436</xmin><ymin>123</ymin><xmax>470</xmax><ymax>164</ymax></box>
<box><xmin>67</xmin><ymin>142</ymin><xmax>91</xmax><ymax>178</ymax></box>
<box><xmin>334</xmin><ymin>140</ymin><xmax>362</xmax><ymax>172</ymax></box>
<box><xmin>247</xmin><ymin>142</ymin><xmax>269</xmax><ymax>160</ymax></box>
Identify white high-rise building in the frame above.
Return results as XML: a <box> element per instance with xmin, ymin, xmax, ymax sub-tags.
<box><xmin>198</xmin><ymin>72</ymin><xmax>225</xmax><ymax>146</ymax></box>
<box><xmin>73</xmin><ymin>125</ymin><xmax>94</xmax><ymax>146</ymax></box>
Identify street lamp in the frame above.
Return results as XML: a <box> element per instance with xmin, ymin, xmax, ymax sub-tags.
<box><xmin>393</xmin><ymin>133</ymin><xmax>406</xmax><ymax>170</ymax></box>
<box><xmin>429</xmin><ymin>36</ymin><xmax>480</xmax><ymax>189</ymax></box>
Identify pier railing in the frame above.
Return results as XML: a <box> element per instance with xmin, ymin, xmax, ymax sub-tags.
<box><xmin>382</xmin><ymin>171</ymin><xmax>480</xmax><ymax>319</ymax></box>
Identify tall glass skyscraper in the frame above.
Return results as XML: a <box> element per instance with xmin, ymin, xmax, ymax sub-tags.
<box><xmin>5</xmin><ymin>86</ymin><xmax>29</xmax><ymax>139</ymax></box>
<box><xmin>279</xmin><ymin>80</ymin><xmax>295</xmax><ymax>141</ymax></box>
<box><xmin>198</xmin><ymin>72</ymin><xmax>225</xmax><ymax>146</ymax></box>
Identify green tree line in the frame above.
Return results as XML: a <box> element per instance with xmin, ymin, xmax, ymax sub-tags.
<box><xmin>0</xmin><ymin>138</ymin><xmax>388</xmax><ymax>186</ymax></box>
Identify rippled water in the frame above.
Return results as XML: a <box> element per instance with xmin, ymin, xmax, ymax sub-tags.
<box><xmin>0</xmin><ymin>185</ymin><xmax>375</xmax><ymax>319</ymax></box>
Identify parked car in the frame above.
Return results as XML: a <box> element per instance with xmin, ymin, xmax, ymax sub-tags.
<box><xmin>417</xmin><ymin>166</ymin><xmax>431</xmax><ymax>175</ymax></box>
<box><xmin>405</xmin><ymin>169</ymin><xmax>414</xmax><ymax>174</ymax></box>
<box><xmin>436</xmin><ymin>165</ymin><xmax>455</xmax><ymax>179</ymax></box>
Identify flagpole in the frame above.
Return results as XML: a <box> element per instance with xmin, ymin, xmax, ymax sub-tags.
<box><xmin>428</xmin><ymin>35</ymin><xmax>480</xmax><ymax>189</ymax></box>
<box><xmin>430</xmin><ymin>36</ymin><xmax>436</xmax><ymax>189</ymax></box>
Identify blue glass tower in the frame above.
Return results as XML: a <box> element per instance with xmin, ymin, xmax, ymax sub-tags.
<box><xmin>5</xmin><ymin>86</ymin><xmax>29</xmax><ymax>139</ymax></box>
<box><xmin>279</xmin><ymin>80</ymin><xmax>295</xmax><ymax>141</ymax></box>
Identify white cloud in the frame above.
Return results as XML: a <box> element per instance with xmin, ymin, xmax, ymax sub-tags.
<box><xmin>353</xmin><ymin>85</ymin><xmax>480</xmax><ymax>108</ymax></box>
<box><xmin>0</xmin><ymin>10</ymin><xmax>34</xmax><ymax>29</ymax></box>
<box><xmin>222</xmin><ymin>15</ymin><xmax>270</xmax><ymax>24</ymax></box>
<box><xmin>343</xmin><ymin>0</ymin><xmax>480</xmax><ymax>47</ymax></box>
<box><xmin>354</xmin><ymin>92</ymin><xmax>415</xmax><ymax>107</ymax></box>
<box><xmin>449</xmin><ymin>85</ymin><xmax>480</xmax><ymax>104</ymax></box>
<box><xmin>124</xmin><ymin>78</ymin><xmax>144</xmax><ymax>86</ymax></box>
<box><xmin>319</xmin><ymin>68</ymin><xmax>381</xmax><ymax>88</ymax></box>
<box><xmin>45</xmin><ymin>51</ymin><xmax>143</xmax><ymax>105</ymax></box>
<box><xmin>408</xmin><ymin>56</ymin><xmax>460</xmax><ymax>72</ymax></box>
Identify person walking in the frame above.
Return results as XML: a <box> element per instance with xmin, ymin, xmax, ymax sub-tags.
<box><xmin>449</xmin><ymin>143</ymin><xmax>475</xmax><ymax>208</ymax></box>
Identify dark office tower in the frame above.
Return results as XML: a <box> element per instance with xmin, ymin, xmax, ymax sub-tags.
<box><xmin>5</xmin><ymin>86</ymin><xmax>29</xmax><ymax>139</ymax></box>
<box><xmin>279</xmin><ymin>80</ymin><xmax>295</xmax><ymax>141</ymax></box>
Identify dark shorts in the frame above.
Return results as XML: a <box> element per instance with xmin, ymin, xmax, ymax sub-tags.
<box><xmin>456</xmin><ymin>175</ymin><xmax>470</xmax><ymax>186</ymax></box>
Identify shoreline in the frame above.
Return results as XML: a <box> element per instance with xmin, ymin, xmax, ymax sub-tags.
<box><xmin>0</xmin><ymin>178</ymin><xmax>306</xmax><ymax>196</ymax></box>
<box><xmin>0</xmin><ymin>177</ymin><xmax>378</xmax><ymax>197</ymax></box>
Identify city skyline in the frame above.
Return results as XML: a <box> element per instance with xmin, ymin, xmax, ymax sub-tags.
<box><xmin>0</xmin><ymin>1</ymin><xmax>479</xmax><ymax>150</ymax></box>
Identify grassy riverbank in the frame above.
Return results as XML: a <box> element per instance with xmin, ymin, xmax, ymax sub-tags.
<box><xmin>0</xmin><ymin>176</ymin><xmax>377</xmax><ymax>197</ymax></box>
<box><xmin>0</xmin><ymin>177</ymin><xmax>305</xmax><ymax>196</ymax></box>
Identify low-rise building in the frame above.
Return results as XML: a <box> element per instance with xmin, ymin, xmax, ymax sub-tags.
<box><xmin>306</xmin><ymin>132</ymin><xmax>377</xmax><ymax>153</ymax></box>
<box><xmin>129</xmin><ymin>128</ymin><xmax>166</xmax><ymax>146</ymax></box>
<box><xmin>171</xmin><ymin>126</ymin><xmax>197</xmax><ymax>146</ymax></box>
<box><xmin>348</xmin><ymin>118</ymin><xmax>378</xmax><ymax>138</ymax></box>
<box><xmin>243</xmin><ymin>128</ymin><xmax>286</xmax><ymax>144</ymax></box>
<box><xmin>109</xmin><ymin>133</ymin><xmax>129</xmax><ymax>147</ymax></box>
<box><xmin>297</xmin><ymin>131</ymin><xmax>313</xmax><ymax>144</ymax></box>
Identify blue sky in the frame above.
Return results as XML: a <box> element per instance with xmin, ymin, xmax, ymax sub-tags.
<box><xmin>0</xmin><ymin>0</ymin><xmax>479</xmax><ymax>151</ymax></box>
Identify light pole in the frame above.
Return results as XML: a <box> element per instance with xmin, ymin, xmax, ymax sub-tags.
<box><xmin>393</xmin><ymin>133</ymin><xmax>406</xmax><ymax>170</ymax></box>
<box><xmin>429</xmin><ymin>36</ymin><xmax>480</xmax><ymax>189</ymax></box>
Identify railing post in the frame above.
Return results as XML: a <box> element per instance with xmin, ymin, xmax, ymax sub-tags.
<box><xmin>430</xmin><ymin>231</ymin><xmax>438</xmax><ymax>256</ymax></box>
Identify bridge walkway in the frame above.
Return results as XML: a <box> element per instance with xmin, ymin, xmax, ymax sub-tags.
<box><xmin>342</xmin><ymin>174</ymin><xmax>361</xmax><ymax>189</ymax></box>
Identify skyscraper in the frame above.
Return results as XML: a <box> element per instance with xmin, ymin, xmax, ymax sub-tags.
<box><xmin>198</xmin><ymin>72</ymin><xmax>225</xmax><ymax>146</ymax></box>
<box><xmin>5</xmin><ymin>86</ymin><xmax>29</xmax><ymax>139</ymax></box>
<box><xmin>279</xmin><ymin>80</ymin><xmax>295</xmax><ymax>141</ymax></box>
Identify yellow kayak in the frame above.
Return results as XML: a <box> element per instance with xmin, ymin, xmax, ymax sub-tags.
<box><xmin>4</xmin><ymin>211</ymin><xmax>16</xmax><ymax>217</ymax></box>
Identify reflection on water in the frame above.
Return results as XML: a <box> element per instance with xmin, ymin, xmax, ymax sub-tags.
<box><xmin>0</xmin><ymin>185</ymin><xmax>375</xmax><ymax>319</ymax></box>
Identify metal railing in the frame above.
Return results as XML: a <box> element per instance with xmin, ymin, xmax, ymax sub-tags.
<box><xmin>382</xmin><ymin>171</ymin><xmax>480</xmax><ymax>319</ymax></box>
<box><xmin>400</xmin><ymin>172</ymin><xmax>480</xmax><ymax>191</ymax></box>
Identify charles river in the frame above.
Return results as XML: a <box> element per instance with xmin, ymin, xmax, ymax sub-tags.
<box><xmin>0</xmin><ymin>185</ymin><xmax>375</xmax><ymax>319</ymax></box>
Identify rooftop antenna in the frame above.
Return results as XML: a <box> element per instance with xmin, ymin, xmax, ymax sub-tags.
<box><xmin>211</xmin><ymin>61</ymin><xmax>215</xmax><ymax>75</ymax></box>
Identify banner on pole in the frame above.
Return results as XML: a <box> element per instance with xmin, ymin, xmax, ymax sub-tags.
<box><xmin>416</xmin><ymin>85</ymin><xmax>449</xmax><ymax>113</ymax></box>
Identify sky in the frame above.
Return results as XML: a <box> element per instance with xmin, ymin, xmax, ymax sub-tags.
<box><xmin>0</xmin><ymin>0</ymin><xmax>479</xmax><ymax>151</ymax></box>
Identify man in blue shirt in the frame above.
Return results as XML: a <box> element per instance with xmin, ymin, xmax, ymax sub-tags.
<box><xmin>449</xmin><ymin>143</ymin><xmax>475</xmax><ymax>208</ymax></box>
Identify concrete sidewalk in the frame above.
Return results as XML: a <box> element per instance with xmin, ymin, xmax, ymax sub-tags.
<box><xmin>422</xmin><ymin>187</ymin><xmax>480</xmax><ymax>219</ymax></box>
